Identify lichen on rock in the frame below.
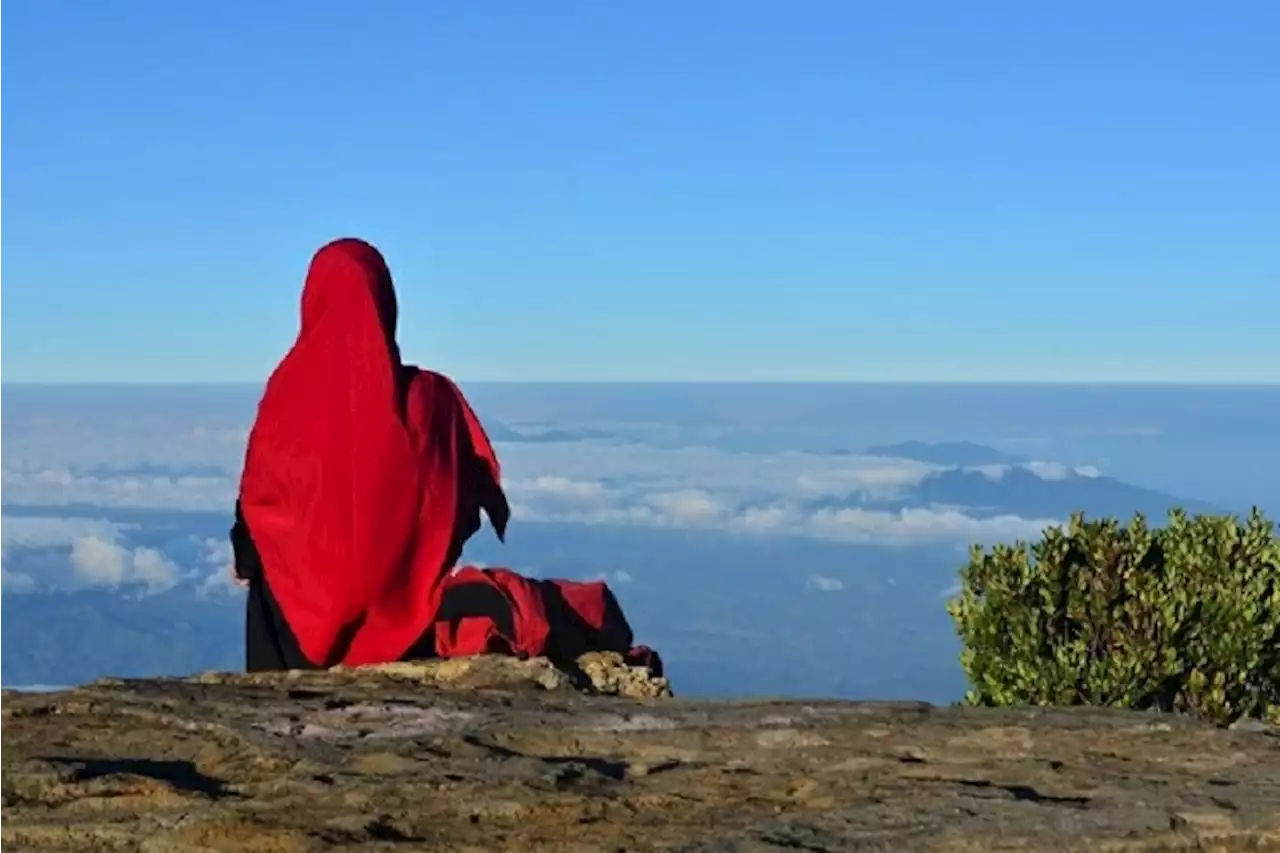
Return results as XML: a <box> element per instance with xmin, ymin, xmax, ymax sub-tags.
<box><xmin>342</xmin><ymin>651</ymin><xmax>672</xmax><ymax>698</ymax></box>
<box><xmin>572</xmin><ymin>651</ymin><xmax>674</xmax><ymax>698</ymax></box>
<box><xmin>341</xmin><ymin>654</ymin><xmax>576</xmax><ymax>693</ymax></box>
<box><xmin>181</xmin><ymin>651</ymin><xmax>672</xmax><ymax>699</ymax></box>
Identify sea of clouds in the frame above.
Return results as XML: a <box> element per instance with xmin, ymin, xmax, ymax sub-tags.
<box><xmin>2</xmin><ymin>396</ymin><xmax>1080</xmax><ymax>598</ymax></box>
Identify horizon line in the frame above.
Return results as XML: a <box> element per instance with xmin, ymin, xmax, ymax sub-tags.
<box><xmin>3</xmin><ymin>379</ymin><xmax>1277</xmax><ymax>388</ymax></box>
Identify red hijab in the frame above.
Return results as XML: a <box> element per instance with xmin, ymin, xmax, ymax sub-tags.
<box><xmin>239</xmin><ymin>238</ymin><xmax>509</xmax><ymax>667</ymax></box>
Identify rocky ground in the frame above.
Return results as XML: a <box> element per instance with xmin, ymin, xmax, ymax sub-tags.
<box><xmin>3</xmin><ymin>653</ymin><xmax>1278</xmax><ymax>852</ymax></box>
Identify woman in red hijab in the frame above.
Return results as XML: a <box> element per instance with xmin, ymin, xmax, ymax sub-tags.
<box><xmin>231</xmin><ymin>238</ymin><xmax>662</xmax><ymax>678</ymax></box>
<box><xmin>230</xmin><ymin>238</ymin><xmax>513</xmax><ymax>670</ymax></box>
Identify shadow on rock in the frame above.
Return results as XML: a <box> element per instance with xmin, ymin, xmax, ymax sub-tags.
<box><xmin>41</xmin><ymin>757</ymin><xmax>239</xmax><ymax>800</ymax></box>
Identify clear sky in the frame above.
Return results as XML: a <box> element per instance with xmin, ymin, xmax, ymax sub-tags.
<box><xmin>4</xmin><ymin>1</ymin><xmax>1278</xmax><ymax>383</ymax></box>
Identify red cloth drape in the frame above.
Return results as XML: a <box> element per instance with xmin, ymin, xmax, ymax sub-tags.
<box><xmin>239</xmin><ymin>238</ymin><xmax>507</xmax><ymax>667</ymax></box>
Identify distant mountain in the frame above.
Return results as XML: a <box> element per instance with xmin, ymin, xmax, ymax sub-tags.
<box><xmin>878</xmin><ymin>467</ymin><xmax>1222</xmax><ymax>521</ymax></box>
<box><xmin>509</xmin><ymin>427</ymin><xmax>615</xmax><ymax>443</ymax></box>
<box><xmin>862</xmin><ymin>441</ymin><xmax>1027</xmax><ymax>467</ymax></box>
<box><xmin>487</xmin><ymin>422</ymin><xmax>614</xmax><ymax>443</ymax></box>
<box><xmin>482</xmin><ymin>421</ymin><xmax>528</xmax><ymax>441</ymax></box>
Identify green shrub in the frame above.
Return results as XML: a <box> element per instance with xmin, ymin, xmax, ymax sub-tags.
<box><xmin>947</xmin><ymin>508</ymin><xmax>1280</xmax><ymax>726</ymax></box>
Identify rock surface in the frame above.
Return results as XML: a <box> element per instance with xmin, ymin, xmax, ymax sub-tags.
<box><xmin>3</xmin><ymin>654</ymin><xmax>1278</xmax><ymax>852</ymax></box>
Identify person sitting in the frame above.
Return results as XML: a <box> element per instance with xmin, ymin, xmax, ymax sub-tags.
<box><xmin>229</xmin><ymin>238</ymin><xmax>659</xmax><ymax>677</ymax></box>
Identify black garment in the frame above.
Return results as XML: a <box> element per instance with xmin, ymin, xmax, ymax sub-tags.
<box><xmin>245</xmin><ymin>571</ymin><xmax>313</xmax><ymax>671</ymax></box>
<box><xmin>536</xmin><ymin>579</ymin><xmax>633</xmax><ymax>665</ymax></box>
<box><xmin>232</xmin><ymin>501</ymin><xmax>513</xmax><ymax>672</ymax></box>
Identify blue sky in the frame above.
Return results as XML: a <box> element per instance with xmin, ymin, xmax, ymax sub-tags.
<box><xmin>4</xmin><ymin>1</ymin><xmax>1278</xmax><ymax>383</ymax></box>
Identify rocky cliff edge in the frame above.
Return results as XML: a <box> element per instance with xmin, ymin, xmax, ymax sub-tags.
<box><xmin>2</xmin><ymin>653</ymin><xmax>1278</xmax><ymax>852</ymax></box>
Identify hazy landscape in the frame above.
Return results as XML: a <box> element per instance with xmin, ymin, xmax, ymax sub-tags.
<box><xmin>5</xmin><ymin>382</ymin><xmax>1276</xmax><ymax>700</ymax></box>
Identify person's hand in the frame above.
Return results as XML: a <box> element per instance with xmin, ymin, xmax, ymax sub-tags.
<box><xmin>228</xmin><ymin>564</ymin><xmax>250</xmax><ymax>589</ymax></box>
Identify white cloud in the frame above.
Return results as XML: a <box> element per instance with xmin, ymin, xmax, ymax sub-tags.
<box><xmin>806</xmin><ymin>506</ymin><xmax>1057</xmax><ymax>546</ymax></box>
<box><xmin>67</xmin><ymin>536</ymin><xmax>136</xmax><ymax>586</ymax></box>
<box><xmin>68</xmin><ymin>536</ymin><xmax>181</xmax><ymax>593</ymax></box>
<box><xmin>2</xmin><ymin>516</ymin><xmax>215</xmax><ymax>595</ymax></box>
<box><xmin>644</xmin><ymin>490</ymin><xmax>722</xmax><ymax>524</ymax></box>
<box><xmin>505</xmin><ymin>475</ymin><xmax>609</xmax><ymax>505</ymax></box>
<box><xmin>970</xmin><ymin>465</ymin><xmax>1008</xmax><ymax>481</ymax></box>
<box><xmin>967</xmin><ymin>461</ymin><xmax>1101</xmax><ymax>483</ymax></box>
<box><xmin>195</xmin><ymin>537</ymin><xmax>241</xmax><ymax>596</ymax></box>
<box><xmin>201</xmin><ymin>537</ymin><xmax>233</xmax><ymax>567</ymax></box>
<box><xmin>807</xmin><ymin>575</ymin><xmax>844</xmax><ymax>592</ymax></box>
<box><xmin>2</xmin><ymin>567</ymin><xmax>37</xmax><ymax>594</ymax></box>
<box><xmin>588</xmin><ymin>570</ymin><xmax>635</xmax><ymax>585</ymax></box>
<box><xmin>1</xmin><ymin>469</ymin><xmax>235</xmax><ymax>511</ymax></box>
<box><xmin>2</xmin><ymin>515</ymin><xmax>131</xmax><ymax>550</ymax></box>
<box><xmin>499</xmin><ymin>443</ymin><xmax>932</xmax><ymax>504</ymax></box>
<box><xmin>733</xmin><ymin>505</ymin><xmax>801</xmax><ymax>533</ymax></box>
<box><xmin>532</xmin><ymin>475</ymin><xmax>605</xmax><ymax>498</ymax></box>
<box><xmin>793</xmin><ymin>461</ymin><xmax>931</xmax><ymax>497</ymax></box>
<box><xmin>1024</xmin><ymin>461</ymin><xmax>1071</xmax><ymax>481</ymax></box>
<box><xmin>2</xmin><ymin>516</ymin><xmax>135</xmax><ymax>592</ymax></box>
